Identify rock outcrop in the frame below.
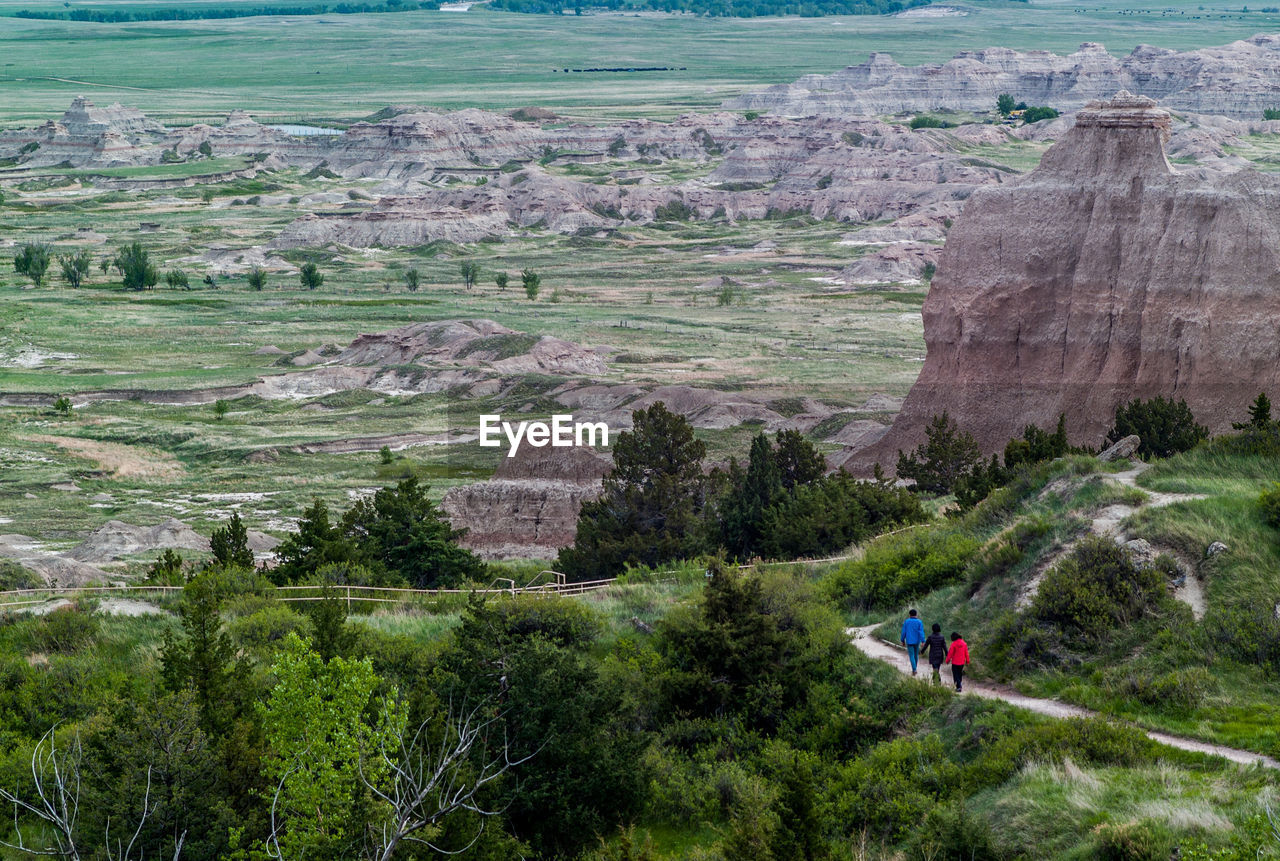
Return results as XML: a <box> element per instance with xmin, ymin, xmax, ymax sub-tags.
<box><xmin>68</xmin><ymin>517</ymin><xmax>209</xmax><ymax>563</ymax></box>
<box><xmin>338</xmin><ymin>319</ymin><xmax>608</xmax><ymax>377</ymax></box>
<box><xmin>727</xmin><ymin>34</ymin><xmax>1280</xmax><ymax>120</ymax></box>
<box><xmin>860</xmin><ymin>92</ymin><xmax>1280</xmax><ymax>463</ymax></box>
<box><xmin>442</xmin><ymin>445</ymin><xmax>612</xmax><ymax>560</ymax></box>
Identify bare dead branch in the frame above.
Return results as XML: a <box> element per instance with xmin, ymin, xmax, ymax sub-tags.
<box><xmin>361</xmin><ymin>698</ymin><xmax>538</xmax><ymax>861</ymax></box>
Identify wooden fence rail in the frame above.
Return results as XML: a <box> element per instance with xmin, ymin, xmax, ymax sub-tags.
<box><xmin>0</xmin><ymin>547</ymin><xmax>882</xmax><ymax>612</ymax></box>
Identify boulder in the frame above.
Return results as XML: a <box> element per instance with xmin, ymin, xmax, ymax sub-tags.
<box><xmin>1099</xmin><ymin>435</ymin><xmax>1141</xmax><ymax>462</ymax></box>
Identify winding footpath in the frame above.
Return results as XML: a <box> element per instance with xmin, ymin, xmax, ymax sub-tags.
<box><xmin>848</xmin><ymin>462</ymin><xmax>1280</xmax><ymax>769</ymax></box>
<box><xmin>849</xmin><ymin>626</ymin><xmax>1280</xmax><ymax>769</ymax></box>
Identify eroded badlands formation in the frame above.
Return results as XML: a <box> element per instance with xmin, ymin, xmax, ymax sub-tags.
<box><xmin>861</xmin><ymin>91</ymin><xmax>1280</xmax><ymax>463</ymax></box>
<box><xmin>728</xmin><ymin>34</ymin><xmax>1280</xmax><ymax>119</ymax></box>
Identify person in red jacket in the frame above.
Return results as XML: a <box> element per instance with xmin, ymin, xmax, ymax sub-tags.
<box><xmin>945</xmin><ymin>631</ymin><xmax>969</xmax><ymax>693</ymax></box>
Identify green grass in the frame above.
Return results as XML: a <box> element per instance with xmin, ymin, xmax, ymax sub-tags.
<box><xmin>977</xmin><ymin>759</ymin><xmax>1272</xmax><ymax>859</ymax></box>
<box><xmin>852</xmin><ymin>449</ymin><xmax>1280</xmax><ymax>757</ymax></box>
<box><xmin>1</xmin><ymin>0</ymin><xmax>1280</xmax><ymax>125</ymax></box>
<box><xmin>50</xmin><ymin>155</ymin><xmax>255</xmax><ymax>180</ymax></box>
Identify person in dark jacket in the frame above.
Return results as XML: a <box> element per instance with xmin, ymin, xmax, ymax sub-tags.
<box><xmin>945</xmin><ymin>631</ymin><xmax>969</xmax><ymax>692</ymax></box>
<box><xmin>923</xmin><ymin>623</ymin><xmax>947</xmax><ymax>686</ymax></box>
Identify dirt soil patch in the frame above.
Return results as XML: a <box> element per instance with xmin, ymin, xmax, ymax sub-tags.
<box><xmin>24</xmin><ymin>435</ymin><xmax>184</xmax><ymax>481</ymax></box>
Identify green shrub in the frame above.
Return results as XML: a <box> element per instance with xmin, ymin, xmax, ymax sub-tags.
<box><xmin>28</xmin><ymin>605</ymin><xmax>100</xmax><ymax>653</ymax></box>
<box><xmin>225</xmin><ymin>604</ymin><xmax>311</xmax><ymax>651</ymax></box>
<box><xmin>908</xmin><ymin>801</ymin><xmax>1001</xmax><ymax>861</ymax></box>
<box><xmin>0</xmin><ymin>560</ymin><xmax>42</xmax><ymax>591</ymax></box>
<box><xmin>1020</xmin><ymin>105</ymin><xmax>1060</xmax><ymax>124</ymax></box>
<box><xmin>832</xmin><ymin>735</ymin><xmax>960</xmax><ymax>842</ymax></box>
<box><xmin>1260</xmin><ymin>482</ymin><xmax>1280</xmax><ymax>528</ymax></box>
<box><xmin>653</xmin><ymin>199</ymin><xmax>696</xmax><ymax>221</ymax></box>
<box><xmin>1204</xmin><ymin>605</ymin><xmax>1280</xmax><ymax>668</ymax></box>
<box><xmin>1031</xmin><ymin>536</ymin><xmax>1166</xmax><ymax>639</ymax></box>
<box><xmin>194</xmin><ymin>565</ymin><xmax>275</xmax><ymax>601</ymax></box>
<box><xmin>826</xmin><ymin>529</ymin><xmax>980</xmax><ymax>612</ymax></box>
<box><xmin>909</xmin><ymin>115</ymin><xmax>950</xmax><ymax>129</ymax></box>
<box><xmin>488</xmin><ymin>594</ymin><xmax>602</xmax><ymax>648</ymax></box>
<box><xmin>1092</xmin><ymin>820</ymin><xmax>1172</xmax><ymax>861</ymax></box>
<box><xmin>1106</xmin><ymin>396</ymin><xmax>1208</xmax><ymax>459</ymax></box>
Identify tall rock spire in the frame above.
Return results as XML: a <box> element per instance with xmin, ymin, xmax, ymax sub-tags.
<box><xmin>857</xmin><ymin>92</ymin><xmax>1280</xmax><ymax>465</ymax></box>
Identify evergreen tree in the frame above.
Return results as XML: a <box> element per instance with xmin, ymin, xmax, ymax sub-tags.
<box><xmin>1107</xmin><ymin>396</ymin><xmax>1208</xmax><ymax>459</ymax></box>
<box><xmin>271</xmin><ymin>498</ymin><xmax>360</xmax><ymax>584</ymax></box>
<box><xmin>1235</xmin><ymin>392</ymin><xmax>1273</xmax><ymax>430</ymax></box>
<box><xmin>558</xmin><ymin>402</ymin><xmax>707</xmax><ymax>580</ymax></box>
<box><xmin>308</xmin><ymin>584</ymin><xmax>351</xmax><ymax>662</ymax></box>
<box><xmin>1250</xmin><ymin>392</ymin><xmax>1273</xmax><ymax>428</ymax></box>
<box><xmin>160</xmin><ymin>575</ymin><xmax>248</xmax><ymax>735</ymax></box>
<box><xmin>209</xmin><ymin>511</ymin><xmax>255</xmax><ymax>570</ymax></box>
<box><xmin>896</xmin><ymin>411</ymin><xmax>982</xmax><ymax>494</ymax></box>
<box><xmin>341</xmin><ymin>477</ymin><xmax>483</xmax><ymax>588</ymax></box>
<box><xmin>773</xmin><ymin>428</ymin><xmax>826</xmax><ymax>490</ymax></box>
<box><xmin>719</xmin><ymin>433</ymin><xmax>784</xmax><ymax>559</ymax></box>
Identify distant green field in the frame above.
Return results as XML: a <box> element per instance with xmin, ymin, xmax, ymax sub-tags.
<box><xmin>0</xmin><ymin>0</ymin><xmax>1278</xmax><ymax>125</ymax></box>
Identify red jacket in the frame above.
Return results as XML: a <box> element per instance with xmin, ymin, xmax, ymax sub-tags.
<box><xmin>946</xmin><ymin>638</ymin><xmax>969</xmax><ymax>666</ymax></box>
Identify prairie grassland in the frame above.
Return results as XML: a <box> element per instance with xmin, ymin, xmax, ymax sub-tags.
<box><xmin>0</xmin><ymin>168</ymin><xmax>931</xmax><ymax>552</ymax></box>
<box><xmin>1</xmin><ymin>0</ymin><xmax>1280</xmax><ymax>124</ymax></box>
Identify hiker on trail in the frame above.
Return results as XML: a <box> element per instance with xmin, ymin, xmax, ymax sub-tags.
<box><xmin>900</xmin><ymin>609</ymin><xmax>925</xmax><ymax>676</ymax></box>
<box><xmin>923</xmin><ymin>623</ymin><xmax>947</xmax><ymax>686</ymax></box>
<box><xmin>946</xmin><ymin>631</ymin><xmax>969</xmax><ymax>692</ymax></box>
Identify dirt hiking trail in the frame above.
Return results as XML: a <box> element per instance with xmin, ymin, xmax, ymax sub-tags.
<box><xmin>1018</xmin><ymin>461</ymin><xmax>1209</xmax><ymax>618</ymax></box>
<box><xmin>849</xmin><ymin>626</ymin><xmax>1279</xmax><ymax>770</ymax></box>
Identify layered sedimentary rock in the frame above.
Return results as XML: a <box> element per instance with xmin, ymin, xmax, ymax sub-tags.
<box><xmin>270</xmin><ymin>120</ymin><xmax>1006</xmax><ymax>247</ymax></box>
<box><xmin>728</xmin><ymin>34</ymin><xmax>1280</xmax><ymax>119</ymax></box>
<box><xmin>442</xmin><ymin>445</ymin><xmax>611</xmax><ymax>560</ymax></box>
<box><xmin>338</xmin><ymin>319</ymin><xmax>608</xmax><ymax>376</ymax></box>
<box><xmin>861</xmin><ymin>92</ymin><xmax>1280</xmax><ymax>463</ymax></box>
<box><xmin>0</xmin><ymin>96</ymin><xmax>168</xmax><ymax>168</ymax></box>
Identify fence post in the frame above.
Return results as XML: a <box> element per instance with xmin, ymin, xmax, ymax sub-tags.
<box><xmin>346</xmin><ymin>584</ymin><xmax>351</xmax><ymax>613</ymax></box>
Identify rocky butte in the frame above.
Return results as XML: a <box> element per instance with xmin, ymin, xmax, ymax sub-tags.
<box><xmin>859</xmin><ymin>91</ymin><xmax>1280</xmax><ymax>463</ymax></box>
<box><xmin>728</xmin><ymin>34</ymin><xmax>1280</xmax><ymax>119</ymax></box>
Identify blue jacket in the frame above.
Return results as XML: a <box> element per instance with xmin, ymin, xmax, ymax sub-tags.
<box><xmin>901</xmin><ymin>617</ymin><xmax>925</xmax><ymax>645</ymax></box>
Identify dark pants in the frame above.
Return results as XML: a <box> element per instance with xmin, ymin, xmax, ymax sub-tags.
<box><xmin>952</xmin><ymin>665</ymin><xmax>964</xmax><ymax>691</ymax></box>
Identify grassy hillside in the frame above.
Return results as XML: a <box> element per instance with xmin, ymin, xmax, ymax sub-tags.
<box><xmin>850</xmin><ymin>442</ymin><xmax>1280</xmax><ymax>759</ymax></box>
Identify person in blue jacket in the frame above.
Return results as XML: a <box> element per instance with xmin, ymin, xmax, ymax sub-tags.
<box><xmin>900</xmin><ymin>608</ymin><xmax>925</xmax><ymax>676</ymax></box>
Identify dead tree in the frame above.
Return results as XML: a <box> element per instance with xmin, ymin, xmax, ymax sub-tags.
<box><xmin>361</xmin><ymin>700</ymin><xmax>536</xmax><ymax>861</ymax></box>
<box><xmin>0</xmin><ymin>726</ymin><xmax>182</xmax><ymax>861</ymax></box>
<box><xmin>0</xmin><ymin>727</ymin><xmax>83</xmax><ymax>859</ymax></box>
